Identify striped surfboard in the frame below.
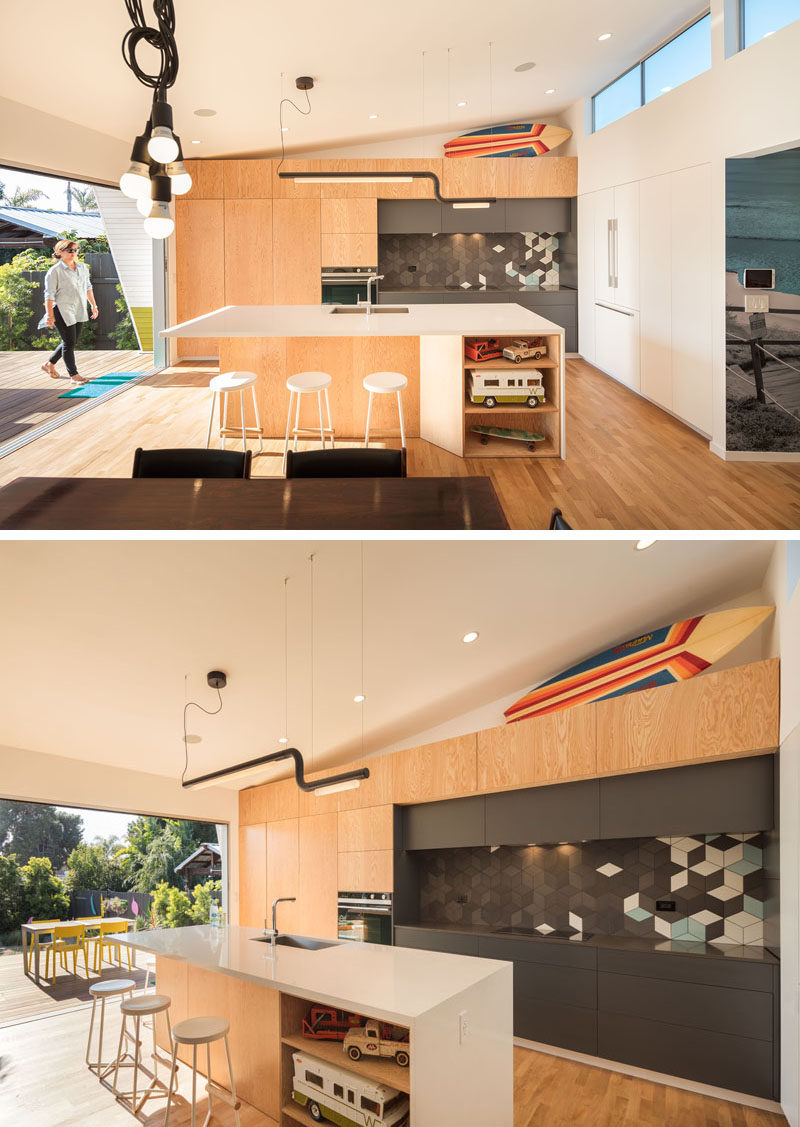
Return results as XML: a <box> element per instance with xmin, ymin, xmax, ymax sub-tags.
<box><xmin>444</xmin><ymin>122</ymin><xmax>572</xmax><ymax>159</ymax></box>
<box><xmin>504</xmin><ymin>606</ymin><xmax>774</xmax><ymax>724</ymax></box>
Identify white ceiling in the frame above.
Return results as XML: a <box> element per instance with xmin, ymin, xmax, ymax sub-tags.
<box><xmin>0</xmin><ymin>540</ymin><xmax>774</xmax><ymax>789</ymax></box>
<box><xmin>0</xmin><ymin>1</ymin><xmax>706</xmax><ymax>158</ymax></box>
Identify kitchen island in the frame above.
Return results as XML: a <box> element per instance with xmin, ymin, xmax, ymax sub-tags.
<box><xmin>162</xmin><ymin>303</ymin><xmax>566</xmax><ymax>458</ymax></box>
<box><xmin>118</xmin><ymin>924</ymin><xmax>513</xmax><ymax>1127</ymax></box>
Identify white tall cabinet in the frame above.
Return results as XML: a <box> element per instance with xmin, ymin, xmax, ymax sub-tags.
<box><xmin>580</xmin><ymin>163</ymin><xmax>712</xmax><ymax>437</ymax></box>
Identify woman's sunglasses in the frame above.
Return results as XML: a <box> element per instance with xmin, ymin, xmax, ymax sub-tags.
<box><xmin>62</xmin><ymin>247</ymin><xmax>78</xmax><ymax>253</ymax></box>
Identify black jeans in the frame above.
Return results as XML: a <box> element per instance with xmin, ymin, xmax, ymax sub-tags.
<box><xmin>49</xmin><ymin>306</ymin><xmax>81</xmax><ymax>376</ymax></box>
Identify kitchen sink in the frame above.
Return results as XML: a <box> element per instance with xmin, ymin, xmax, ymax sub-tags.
<box><xmin>250</xmin><ymin>933</ymin><xmax>338</xmax><ymax>950</ymax></box>
<box><xmin>329</xmin><ymin>306</ymin><xmax>409</xmax><ymax>314</ymax></box>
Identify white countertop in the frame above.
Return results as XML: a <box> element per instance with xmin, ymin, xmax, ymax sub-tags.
<box><xmin>160</xmin><ymin>303</ymin><xmax>565</xmax><ymax>339</ymax></box>
<box><xmin>118</xmin><ymin>925</ymin><xmax>510</xmax><ymax>1024</ymax></box>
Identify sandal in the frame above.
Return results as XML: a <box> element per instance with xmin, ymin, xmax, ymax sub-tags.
<box><xmin>41</xmin><ymin>361</ymin><xmax>60</xmax><ymax>380</ymax></box>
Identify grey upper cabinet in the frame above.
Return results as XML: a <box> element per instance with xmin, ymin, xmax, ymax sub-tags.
<box><xmin>378</xmin><ymin>200</ymin><xmax>442</xmax><ymax>234</ymax></box>
<box><xmin>505</xmin><ymin>198</ymin><xmax>571</xmax><ymax>233</ymax></box>
<box><xmin>441</xmin><ymin>201</ymin><xmax>507</xmax><ymax>234</ymax></box>
<box><xmin>403</xmin><ymin>794</ymin><xmax>485</xmax><ymax>850</ymax></box>
<box><xmin>485</xmin><ymin>779</ymin><xmax>599</xmax><ymax>845</ymax></box>
<box><xmin>598</xmin><ymin>755</ymin><xmax>775</xmax><ymax>840</ymax></box>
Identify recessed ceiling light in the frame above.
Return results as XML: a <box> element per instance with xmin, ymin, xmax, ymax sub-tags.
<box><xmin>353</xmin><ymin>694</ymin><xmax>366</xmax><ymax>703</ymax></box>
<box><xmin>368</xmin><ymin>113</ymin><xmax>378</xmax><ymax>119</ymax></box>
<box><xmin>281</xmin><ymin>127</ymin><xmax>289</xmax><ymax>132</ymax></box>
<box><xmin>545</xmin><ymin>88</ymin><xmax>555</xmax><ymax>94</ymax></box>
<box><xmin>462</xmin><ymin>631</ymin><xmax>479</xmax><ymax>644</ymax></box>
<box><xmin>278</xmin><ymin>736</ymin><xmax>288</xmax><ymax>744</ymax></box>
<box><xmin>456</xmin><ymin>100</ymin><xmax>467</xmax><ymax>107</ymax></box>
<box><xmin>194</xmin><ymin>108</ymin><xmax>217</xmax><ymax>117</ymax></box>
<box><xmin>514</xmin><ymin>61</ymin><xmax>536</xmax><ymax>72</ymax></box>
<box><xmin>185</xmin><ymin>734</ymin><xmax>202</xmax><ymax>744</ymax></box>
<box><xmin>598</xmin><ymin>32</ymin><xmax>612</xmax><ymax>41</ymax></box>
<box><xmin>660</xmin><ymin>85</ymin><xmax>673</xmax><ymax>93</ymax></box>
<box><xmin>635</xmin><ymin>537</ymin><xmax>657</xmax><ymax>551</ymax></box>
<box><xmin>191</xmin><ymin>140</ymin><xmax>201</xmax><ymax>144</ymax></box>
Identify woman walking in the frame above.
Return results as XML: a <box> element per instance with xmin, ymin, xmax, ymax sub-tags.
<box><xmin>39</xmin><ymin>240</ymin><xmax>99</xmax><ymax>384</ymax></box>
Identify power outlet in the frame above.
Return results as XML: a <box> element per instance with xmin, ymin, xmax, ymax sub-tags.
<box><xmin>458</xmin><ymin>1010</ymin><xmax>469</xmax><ymax>1043</ymax></box>
<box><xmin>745</xmin><ymin>293</ymin><xmax>769</xmax><ymax>313</ymax></box>
<box><xmin>656</xmin><ymin>899</ymin><xmax>677</xmax><ymax>912</ymax></box>
<box><xmin>455</xmin><ymin>894</ymin><xmax>470</xmax><ymax>904</ymax></box>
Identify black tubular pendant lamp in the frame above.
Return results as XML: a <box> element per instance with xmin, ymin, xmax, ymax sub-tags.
<box><xmin>277</xmin><ymin>168</ymin><xmax>495</xmax><ymax>209</ymax></box>
<box><xmin>119</xmin><ymin>0</ymin><xmax>192</xmax><ymax>237</ymax></box>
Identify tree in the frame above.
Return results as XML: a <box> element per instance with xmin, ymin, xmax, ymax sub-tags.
<box><xmin>0</xmin><ymin>801</ymin><xmax>83</xmax><ymax>869</ymax></box>
<box><xmin>70</xmin><ymin>186</ymin><xmax>97</xmax><ymax>213</ymax></box>
<box><xmin>0</xmin><ymin>854</ymin><xmax>23</xmax><ymax>932</ymax></box>
<box><xmin>110</xmin><ymin>284</ymin><xmax>138</xmax><ymax>349</ymax></box>
<box><xmin>19</xmin><ymin>856</ymin><xmax>70</xmax><ymax>921</ymax></box>
<box><xmin>121</xmin><ymin>816</ymin><xmax>216</xmax><ymax>893</ymax></box>
<box><xmin>64</xmin><ymin>839</ymin><xmax>127</xmax><ymax>893</ymax></box>
<box><xmin>7</xmin><ymin>186</ymin><xmax>46</xmax><ymax>207</ymax></box>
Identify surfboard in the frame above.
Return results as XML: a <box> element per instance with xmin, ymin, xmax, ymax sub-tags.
<box><xmin>504</xmin><ymin>606</ymin><xmax>774</xmax><ymax>724</ymax></box>
<box><xmin>444</xmin><ymin>123</ymin><xmax>572</xmax><ymax>159</ymax></box>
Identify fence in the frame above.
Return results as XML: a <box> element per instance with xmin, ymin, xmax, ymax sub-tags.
<box><xmin>70</xmin><ymin>888</ymin><xmax>151</xmax><ymax>922</ymax></box>
<box><xmin>21</xmin><ymin>252</ymin><xmax>129</xmax><ymax>350</ymax></box>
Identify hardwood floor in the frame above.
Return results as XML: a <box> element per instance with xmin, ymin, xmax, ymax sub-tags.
<box><xmin>0</xmin><ymin>998</ymin><xmax>786</xmax><ymax>1127</ymax></box>
<box><xmin>0</xmin><ymin>356</ymin><xmax>798</xmax><ymax>529</ymax></box>
<box><xmin>0</xmin><ymin>349</ymin><xmax>153</xmax><ymax>445</ymax></box>
<box><xmin>0</xmin><ymin>949</ymin><xmax>147</xmax><ymax>1025</ymax></box>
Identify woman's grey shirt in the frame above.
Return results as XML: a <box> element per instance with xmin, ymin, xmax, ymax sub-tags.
<box><xmin>43</xmin><ymin>260</ymin><xmax>93</xmax><ymax>326</ymax></box>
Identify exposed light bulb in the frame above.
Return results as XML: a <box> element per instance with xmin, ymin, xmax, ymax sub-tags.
<box><xmin>136</xmin><ymin>196</ymin><xmax>154</xmax><ymax>217</ymax></box>
<box><xmin>119</xmin><ymin>163</ymin><xmax>151</xmax><ymax>199</ymax></box>
<box><xmin>148</xmin><ymin>127</ymin><xmax>179</xmax><ymax>163</ymax></box>
<box><xmin>144</xmin><ymin>202</ymin><xmax>174</xmax><ymax>239</ymax></box>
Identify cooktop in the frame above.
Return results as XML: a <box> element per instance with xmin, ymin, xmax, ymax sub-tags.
<box><xmin>492</xmin><ymin>926</ymin><xmax>593</xmax><ymax>941</ymax></box>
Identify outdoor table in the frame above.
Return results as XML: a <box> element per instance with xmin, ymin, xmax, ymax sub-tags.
<box><xmin>21</xmin><ymin>918</ymin><xmax>135</xmax><ymax>986</ymax></box>
<box><xmin>0</xmin><ymin>476</ymin><xmax>510</xmax><ymax>530</ymax></box>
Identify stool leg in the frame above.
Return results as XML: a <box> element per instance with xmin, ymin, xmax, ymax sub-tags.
<box><xmin>112</xmin><ymin>1014</ymin><xmax>126</xmax><ymax>1095</ymax></box>
<box><xmin>164</xmin><ymin>1039</ymin><xmax>179</xmax><ymax>1127</ymax></box>
<box><xmin>293</xmin><ymin>391</ymin><xmax>301</xmax><ymax>452</ymax></box>
<box><xmin>191</xmin><ymin>1044</ymin><xmax>198</xmax><ymax>1127</ymax></box>
<box><xmin>206</xmin><ymin>390</ymin><xmax>216</xmax><ymax>449</ymax></box>
<box><xmin>282</xmin><ymin>390</ymin><xmax>294</xmax><ymax>473</ymax></box>
<box><xmin>317</xmin><ymin>390</ymin><xmax>324</xmax><ymax>449</ymax></box>
<box><xmin>239</xmin><ymin>388</ymin><xmax>246</xmax><ymax>451</ymax></box>
<box><xmin>397</xmin><ymin>390</ymin><xmax>406</xmax><ymax>447</ymax></box>
<box><xmin>204</xmin><ymin>1043</ymin><xmax>213</xmax><ymax>1127</ymax></box>
<box><xmin>224</xmin><ymin>1034</ymin><xmax>241</xmax><ymax>1127</ymax></box>
<box><xmin>85</xmin><ymin>996</ymin><xmax>96</xmax><ymax>1066</ymax></box>
<box><xmin>364</xmin><ymin>391</ymin><xmax>373</xmax><ymax>447</ymax></box>
<box><xmin>221</xmin><ymin>392</ymin><xmax>229</xmax><ymax>451</ymax></box>
<box><xmin>97</xmin><ymin>997</ymin><xmax>105</xmax><ymax>1074</ymax></box>
<box><xmin>251</xmin><ymin>385</ymin><xmax>263</xmax><ymax>453</ymax></box>
<box><xmin>324</xmin><ymin>387</ymin><xmax>334</xmax><ymax>449</ymax></box>
<box><xmin>132</xmin><ymin>1015</ymin><xmax>140</xmax><ymax>1111</ymax></box>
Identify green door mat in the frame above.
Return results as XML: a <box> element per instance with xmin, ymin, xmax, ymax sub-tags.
<box><xmin>58</xmin><ymin>371</ymin><xmax>145</xmax><ymax>399</ymax></box>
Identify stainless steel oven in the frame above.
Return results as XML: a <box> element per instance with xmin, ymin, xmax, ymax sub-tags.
<box><xmin>337</xmin><ymin>891</ymin><xmax>392</xmax><ymax>944</ymax></box>
<box><xmin>322</xmin><ymin>268</ymin><xmax>379</xmax><ymax>306</ymax></box>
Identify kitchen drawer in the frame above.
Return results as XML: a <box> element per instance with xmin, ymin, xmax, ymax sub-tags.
<box><xmin>509</xmin><ymin>290</ymin><xmax>577</xmax><ymax>308</ymax></box>
<box><xmin>379</xmin><ymin>291</ymin><xmax>444</xmax><ymax>305</ymax></box>
<box><xmin>516</xmin><ymin>999</ymin><xmax>598</xmax><ymax>1055</ymax></box>
<box><xmin>598</xmin><ymin>1012</ymin><xmax>774</xmax><ymax>1098</ymax></box>
<box><xmin>598</xmin><ymin>972</ymin><xmax>773</xmax><ymax>1041</ymax></box>
<box><xmin>393</xmin><ymin>926</ymin><xmax>479</xmax><ymax>956</ymax></box>
<box><xmin>403</xmin><ymin>794</ymin><xmax>485</xmax><ymax>849</ymax></box>
<box><xmin>516</xmin><ymin>960</ymin><xmax>596</xmax><ymax>1009</ymax></box>
<box><xmin>597</xmin><ymin>948</ymin><xmax>775</xmax><ymax>993</ymax></box>
<box><xmin>478</xmin><ymin>935</ymin><xmax>596</xmax><ymax>970</ymax></box>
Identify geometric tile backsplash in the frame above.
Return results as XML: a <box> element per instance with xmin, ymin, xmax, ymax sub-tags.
<box><xmin>417</xmin><ymin>833</ymin><xmax>767</xmax><ymax>945</ymax></box>
<box><xmin>378</xmin><ymin>232</ymin><xmax>561</xmax><ymax>290</ymax></box>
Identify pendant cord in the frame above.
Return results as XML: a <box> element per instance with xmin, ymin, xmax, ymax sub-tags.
<box><xmin>277</xmin><ymin>75</ymin><xmax>312</xmax><ymax>174</ymax></box>
<box><xmin>121</xmin><ymin>0</ymin><xmax>178</xmax><ymax>98</ymax></box>
<box><xmin>182</xmin><ymin>675</ymin><xmax>223</xmax><ymax>785</ymax></box>
<box><xmin>489</xmin><ymin>40</ymin><xmax>494</xmax><ymax>123</ymax></box>
<box><xmin>283</xmin><ymin>576</ymin><xmax>289</xmax><ymax>742</ymax></box>
<box><xmin>309</xmin><ymin>553</ymin><xmax>315</xmax><ymax>768</ymax></box>
<box><xmin>360</xmin><ymin>543</ymin><xmax>365</xmax><ymax>757</ymax></box>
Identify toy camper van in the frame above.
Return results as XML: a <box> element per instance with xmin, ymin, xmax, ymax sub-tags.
<box><xmin>292</xmin><ymin>1050</ymin><xmax>410</xmax><ymax>1127</ymax></box>
<box><xmin>502</xmin><ymin>337</ymin><xmax>547</xmax><ymax>362</ymax></box>
<box><xmin>468</xmin><ymin>369</ymin><xmax>546</xmax><ymax>408</ymax></box>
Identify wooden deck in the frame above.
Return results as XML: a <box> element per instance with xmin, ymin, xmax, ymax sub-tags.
<box><xmin>0</xmin><ymin>948</ymin><xmax>147</xmax><ymax>1026</ymax></box>
<box><xmin>0</xmin><ymin>348</ymin><xmax>153</xmax><ymax>445</ymax></box>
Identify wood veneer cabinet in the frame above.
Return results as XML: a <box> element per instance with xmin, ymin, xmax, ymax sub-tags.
<box><xmin>339</xmin><ymin>849</ymin><xmax>393</xmax><ymax>891</ymax></box>
<box><xmin>272</xmin><ymin>198</ymin><xmax>321</xmax><ymax>304</ymax></box>
<box><xmin>223</xmin><ymin>199</ymin><xmax>273</xmax><ymax>303</ymax></box>
<box><xmin>338</xmin><ymin>805</ymin><xmax>393</xmax><ymax>852</ymax></box>
<box><xmin>182</xmin><ymin>159</ymin><xmax>224</xmax><ymax>199</ymax></box>
<box><xmin>298</xmin><ymin>812</ymin><xmax>338</xmax><ymax>938</ymax></box>
<box><xmin>477</xmin><ymin>707</ymin><xmax>596</xmax><ymax>792</ymax></box>
<box><xmin>595</xmin><ymin>658</ymin><xmax>779</xmax><ymax>774</ymax></box>
<box><xmin>174</xmin><ymin>197</ymin><xmax>224</xmax><ymax>358</ymax></box>
<box><xmin>392</xmin><ymin>733</ymin><xmax>477</xmax><ymax>803</ymax></box>
<box><xmin>238</xmin><ymin>823</ymin><xmax>267</xmax><ymax>928</ymax></box>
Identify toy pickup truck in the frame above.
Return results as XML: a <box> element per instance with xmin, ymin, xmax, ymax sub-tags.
<box><xmin>343</xmin><ymin>1020</ymin><xmax>410</xmax><ymax>1067</ymax></box>
<box><xmin>502</xmin><ymin>337</ymin><xmax>547</xmax><ymax>363</ymax></box>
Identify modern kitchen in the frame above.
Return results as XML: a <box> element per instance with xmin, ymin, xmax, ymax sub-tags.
<box><xmin>1</xmin><ymin>537</ymin><xmax>798</xmax><ymax>1127</ymax></box>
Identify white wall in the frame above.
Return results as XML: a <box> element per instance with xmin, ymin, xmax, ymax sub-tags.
<box><xmin>0</xmin><ymin>743</ymin><xmax>240</xmax><ymax>923</ymax></box>
<box><xmin>564</xmin><ymin>4</ymin><xmax>800</xmax><ymax>454</ymax></box>
<box><xmin>0</xmin><ymin>96</ymin><xmax>128</xmax><ymax>185</ymax></box>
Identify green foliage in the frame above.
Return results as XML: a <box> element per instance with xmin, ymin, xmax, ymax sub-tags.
<box><xmin>3</xmin><ymin>186</ymin><xmax>46</xmax><ymax>207</ymax></box>
<box><xmin>104</xmin><ymin>896</ymin><xmax>128</xmax><ymax>916</ymax></box>
<box><xmin>69</xmin><ymin>185</ymin><xmax>97</xmax><ymax>213</ymax></box>
<box><xmin>110</xmin><ymin>284</ymin><xmax>138</xmax><ymax>349</ymax></box>
<box><xmin>19</xmin><ymin>856</ymin><xmax>70</xmax><ymax>921</ymax></box>
<box><xmin>121</xmin><ymin>816</ymin><xmax>216</xmax><ymax>893</ymax></box>
<box><xmin>0</xmin><ymin>801</ymin><xmax>84</xmax><ymax>868</ymax></box>
<box><xmin>191</xmin><ymin>879</ymin><xmax>222</xmax><ymax>924</ymax></box>
<box><xmin>150</xmin><ymin>879</ymin><xmax>221</xmax><ymax>929</ymax></box>
<box><xmin>57</xmin><ymin>228</ymin><xmax>110</xmax><ymax>255</ymax></box>
<box><xmin>65</xmin><ymin>838</ymin><xmax>128</xmax><ymax>893</ymax></box>
<box><xmin>0</xmin><ymin>854</ymin><xmax>23</xmax><ymax>932</ymax></box>
<box><xmin>0</xmin><ymin>257</ymin><xmax>39</xmax><ymax>349</ymax></box>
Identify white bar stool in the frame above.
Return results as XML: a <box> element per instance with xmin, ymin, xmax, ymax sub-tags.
<box><xmin>112</xmin><ymin>992</ymin><xmax>176</xmax><ymax>1116</ymax></box>
<box><xmin>283</xmin><ymin>371</ymin><xmax>334</xmax><ymax>472</ymax></box>
<box><xmin>363</xmin><ymin>371</ymin><xmax>407</xmax><ymax>448</ymax></box>
<box><xmin>165</xmin><ymin>1015</ymin><xmax>241</xmax><ymax>1127</ymax></box>
<box><xmin>144</xmin><ymin>957</ymin><xmax>157</xmax><ymax>992</ymax></box>
<box><xmin>85</xmin><ymin>977</ymin><xmax>136</xmax><ymax>1078</ymax></box>
<box><xmin>206</xmin><ymin>371</ymin><xmax>263</xmax><ymax>453</ymax></box>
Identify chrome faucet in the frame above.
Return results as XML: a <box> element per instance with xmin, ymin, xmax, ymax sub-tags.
<box><xmin>357</xmin><ymin>274</ymin><xmax>384</xmax><ymax>316</ymax></box>
<box><xmin>264</xmin><ymin>897</ymin><xmax>296</xmax><ymax>949</ymax></box>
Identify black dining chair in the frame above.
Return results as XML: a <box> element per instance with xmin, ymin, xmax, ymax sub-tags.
<box><xmin>549</xmin><ymin>507</ymin><xmax>573</xmax><ymax>530</ymax></box>
<box><xmin>131</xmin><ymin>448</ymin><xmax>252</xmax><ymax>479</ymax></box>
<box><xmin>285</xmin><ymin>447</ymin><xmax>407</xmax><ymax>479</ymax></box>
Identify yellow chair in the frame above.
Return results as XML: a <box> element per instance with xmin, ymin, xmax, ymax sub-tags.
<box><xmin>43</xmin><ymin>924</ymin><xmax>89</xmax><ymax>985</ymax></box>
<box><xmin>77</xmin><ymin>916</ymin><xmax>104</xmax><ymax>972</ymax></box>
<box><xmin>94</xmin><ymin>919</ymin><xmax>132</xmax><ymax>973</ymax></box>
<box><xmin>24</xmin><ymin>919</ymin><xmax>59</xmax><ymax>974</ymax></box>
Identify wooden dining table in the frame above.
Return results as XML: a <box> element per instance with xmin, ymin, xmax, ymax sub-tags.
<box><xmin>0</xmin><ymin>476</ymin><xmax>509</xmax><ymax>530</ymax></box>
<box><xmin>21</xmin><ymin>918</ymin><xmax>135</xmax><ymax>986</ymax></box>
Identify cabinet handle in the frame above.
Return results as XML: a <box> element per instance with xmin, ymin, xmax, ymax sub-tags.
<box><xmin>595</xmin><ymin>301</ymin><xmax>634</xmax><ymax>317</ymax></box>
<box><xmin>607</xmin><ymin>219</ymin><xmax>613</xmax><ymax>288</ymax></box>
<box><xmin>613</xmin><ymin>218</ymin><xmax>619</xmax><ymax>289</ymax></box>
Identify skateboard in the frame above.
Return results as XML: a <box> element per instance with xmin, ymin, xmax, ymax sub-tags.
<box><xmin>471</xmin><ymin>424</ymin><xmax>545</xmax><ymax>451</ymax></box>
